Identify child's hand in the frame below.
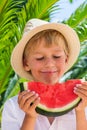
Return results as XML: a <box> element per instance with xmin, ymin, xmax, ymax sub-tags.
<box><xmin>74</xmin><ymin>81</ymin><xmax>87</xmax><ymax>111</ymax></box>
<box><xmin>18</xmin><ymin>90</ymin><xmax>40</xmax><ymax>118</ymax></box>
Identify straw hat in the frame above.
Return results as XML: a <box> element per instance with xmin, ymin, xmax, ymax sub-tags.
<box><xmin>11</xmin><ymin>18</ymin><xmax>80</xmax><ymax>80</ymax></box>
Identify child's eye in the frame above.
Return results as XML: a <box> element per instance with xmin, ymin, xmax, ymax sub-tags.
<box><xmin>36</xmin><ymin>57</ymin><xmax>44</xmax><ymax>60</ymax></box>
<box><xmin>53</xmin><ymin>56</ymin><xmax>61</xmax><ymax>58</ymax></box>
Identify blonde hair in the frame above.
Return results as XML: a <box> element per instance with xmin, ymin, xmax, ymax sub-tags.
<box><xmin>23</xmin><ymin>29</ymin><xmax>69</xmax><ymax>60</ymax></box>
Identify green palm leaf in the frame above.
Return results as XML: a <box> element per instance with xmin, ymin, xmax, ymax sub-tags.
<box><xmin>0</xmin><ymin>0</ymin><xmax>25</xmax><ymax>30</ymax></box>
<box><xmin>64</xmin><ymin>0</ymin><xmax>87</xmax><ymax>27</ymax></box>
<box><xmin>17</xmin><ymin>0</ymin><xmax>59</xmax><ymax>25</ymax></box>
<box><xmin>0</xmin><ymin>0</ymin><xmax>25</xmax><ymax>96</ymax></box>
<box><xmin>61</xmin><ymin>1</ymin><xmax>87</xmax><ymax>43</ymax></box>
<box><xmin>74</xmin><ymin>18</ymin><xmax>87</xmax><ymax>42</ymax></box>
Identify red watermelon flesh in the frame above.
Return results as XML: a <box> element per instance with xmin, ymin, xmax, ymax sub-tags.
<box><xmin>24</xmin><ymin>79</ymin><xmax>81</xmax><ymax>116</ymax></box>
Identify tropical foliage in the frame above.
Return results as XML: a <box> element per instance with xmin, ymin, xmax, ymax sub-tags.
<box><xmin>62</xmin><ymin>0</ymin><xmax>87</xmax><ymax>81</ymax></box>
<box><xmin>0</xmin><ymin>0</ymin><xmax>87</xmax><ymax>124</ymax></box>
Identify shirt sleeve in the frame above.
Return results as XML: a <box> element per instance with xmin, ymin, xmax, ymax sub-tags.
<box><xmin>1</xmin><ymin>98</ymin><xmax>20</xmax><ymax>130</ymax></box>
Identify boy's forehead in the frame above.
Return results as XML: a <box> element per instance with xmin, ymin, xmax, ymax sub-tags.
<box><xmin>29</xmin><ymin>44</ymin><xmax>65</xmax><ymax>54</ymax></box>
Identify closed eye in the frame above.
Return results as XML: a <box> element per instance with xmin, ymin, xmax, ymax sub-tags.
<box><xmin>36</xmin><ymin>57</ymin><xmax>44</xmax><ymax>60</ymax></box>
<box><xmin>53</xmin><ymin>56</ymin><xmax>61</xmax><ymax>58</ymax></box>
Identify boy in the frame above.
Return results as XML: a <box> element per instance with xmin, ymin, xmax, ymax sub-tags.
<box><xmin>2</xmin><ymin>19</ymin><xmax>87</xmax><ymax>130</ymax></box>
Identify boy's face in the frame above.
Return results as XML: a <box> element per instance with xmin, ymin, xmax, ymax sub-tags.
<box><xmin>24</xmin><ymin>39</ymin><xmax>68</xmax><ymax>85</ymax></box>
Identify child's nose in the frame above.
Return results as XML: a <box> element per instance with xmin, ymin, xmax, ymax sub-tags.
<box><xmin>45</xmin><ymin>57</ymin><xmax>55</xmax><ymax>67</ymax></box>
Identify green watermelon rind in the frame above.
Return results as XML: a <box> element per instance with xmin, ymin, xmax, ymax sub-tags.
<box><xmin>37</xmin><ymin>97</ymin><xmax>80</xmax><ymax>112</ymax></box>
<box><xmin>36</xmin><ymin>97</ymin><xmax>81</xmax><ymax>117</ymax></box>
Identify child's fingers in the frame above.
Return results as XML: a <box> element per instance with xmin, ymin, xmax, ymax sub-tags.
<box><xmin>18</xmin><ymin>91</ymin><xmax>38</xmax><ymax>108</ymax></box>
<box><xmin>24</xmin><ymin>97</ymin><xmax>40</xmax><ymax>111</ymax></box>
<box><xmin>82</xmin><ymin>82</ymin><xmax>87</xmax><ymax>86</ymax></box>
<box><xmin>23</xmin><ymin>93</ymin><xmax>39</xmax><ymax>110</ymax></box>
<box><xmin>18</xmin><ymin>91</ymin><xmax>40</xmax><ymax>111</ymax></box>
<box><xmin>76</xmin><ymin>83</ymin><xmax>87</xmax><ymax>90</ymax></box>
<box><xmin>31</xmin><ymin>97</ymin><xmax>40</xmax><ymax>109</ymax></box>
<box><xmin>74</xmin><ymin>84</ymin><xmax>87</xmax><ymax>100</ymax></box>
<box><xmin>74</xmin><ymin>89</ymin><xmax>87</xmax><ymax>100</ymax></box>
<box><xmin>18</xmin><ymin>91</ymin><xmax>36</xmax><ymax>102</ymax></box>
<box><xmin>74</xmin><ymin>87</ymin><xmax>87</xmax><ymax>96</ymax></box>
<box><xmin>18</xmin><ymin>90</ymin><xmax>29</xmax><ymax>102</ymax></box>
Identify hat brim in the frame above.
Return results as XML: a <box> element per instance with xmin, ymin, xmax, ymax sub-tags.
<box><xmin>11</xmin><ymin>23</ymin><xmax>80</xmax><ymax>80</ymax></box>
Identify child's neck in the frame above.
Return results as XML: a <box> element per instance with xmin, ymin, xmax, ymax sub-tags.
<box><xmin>47</xmin><ymin>117</ymin><xmax>55</xmax><ymax>124</ymax></box>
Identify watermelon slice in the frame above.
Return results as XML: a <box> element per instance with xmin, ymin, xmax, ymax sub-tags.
<box><xmin>23</xmin><ymin>79</ymin><xmax>81</xmax><ymax>117</ymax></box>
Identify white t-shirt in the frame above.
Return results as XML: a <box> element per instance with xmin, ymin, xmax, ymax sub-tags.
<box><xmin>1</xmin><ymin>96</ymin><xmax>87</xmax><ymax>130</ymax></box>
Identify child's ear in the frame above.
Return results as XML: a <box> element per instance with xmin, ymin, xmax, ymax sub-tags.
<box><xmin>23</xmin><ymin>59</ymin><xmax>30</xmax><ymax>71</ymax></box>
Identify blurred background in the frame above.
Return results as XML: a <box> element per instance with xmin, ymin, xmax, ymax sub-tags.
<box><xmin>0</xmin><ymin>0</ymin><xmax>87</xmax><ymax>127</ymax></box>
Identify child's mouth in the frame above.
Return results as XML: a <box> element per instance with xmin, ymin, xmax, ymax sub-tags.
<box><xmin>41</xmin><ymin>71</ymin><xmax>58</xmax><ymax>74</ymax></box>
